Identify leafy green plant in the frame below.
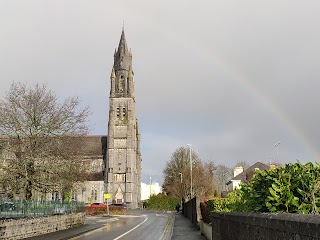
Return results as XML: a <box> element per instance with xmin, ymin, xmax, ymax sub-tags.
<box><xmin>264</xmin><ymin>162</ymin><xmax>320</xmax><ymax>214</ymax></box>
<box><xmin>224</xmin><ymin>162</ymin><xmax>320</xmax><ymax>214</ymax></box>
<box><xmin>207</xmin><ymin>198</ymin><xmax>230</xmax><ymax>212</ymax></box>
<box><xmin>148</xmin><ymin>193</ymin><xmax>180</xmax><ymax>210</ymax></box>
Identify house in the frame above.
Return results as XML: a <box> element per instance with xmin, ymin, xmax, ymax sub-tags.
<box><xmin>227</xmin><ymin>162</ymin><xmax>269</xmax><ymax>191</ymax></box>
<box><xmin>141</xmin><ymin>182</ymin><xmax>162</xmax><ymax>201</ymax></box>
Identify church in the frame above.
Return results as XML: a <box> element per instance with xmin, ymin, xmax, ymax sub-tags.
<box><xmin>0</xmin><ymin>30</ymin><xmax>142</xmax><ymax>208</ymax></box>
<box><xmin>70</xmin><ymin>30</ymin><xmax>141</xmax><ymax>208</ymax></box>
<box><xmin>104</xmin><ymin>29</ymin><xmax>142</xmax><ymax>209</ymax></box>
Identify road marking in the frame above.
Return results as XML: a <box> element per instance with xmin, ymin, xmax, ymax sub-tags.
<box><xmin>159</xmin><ymin>213</ymin><xmax>174</xmax><ymax>240</ymax></box>
<box><xmin>113</xmin><ymin>214</ymin><xmax>147</xmax><ymax>218</ymax></box>
<box><xmin>113</xmin><ymin>216</ymin><xmax>148</xmax><ymax>240</ymax></box>
<box><xmin>97</xmin><ymin>218</ymin><xmax>119</xmax><ymax>222</ymax></box>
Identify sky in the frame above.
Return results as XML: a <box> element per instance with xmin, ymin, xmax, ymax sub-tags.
<box><xmin>1</xmin><ymin>0</ymin><xmax>320</xmax><ymax>185</ymax></box>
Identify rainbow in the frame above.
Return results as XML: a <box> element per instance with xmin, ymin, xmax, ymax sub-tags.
<box><xmin>157</xmin><ymin>25</ymin><xmax>319</xmax><ymax>162</ymax></box>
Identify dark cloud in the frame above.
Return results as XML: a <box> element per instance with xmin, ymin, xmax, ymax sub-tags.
<box><xmin>1</xmin><ymin>0</ymin><xmax>319</xmax><ymax>185</ymax></box>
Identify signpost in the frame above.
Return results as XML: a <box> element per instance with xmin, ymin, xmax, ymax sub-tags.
<box><xmin>104</xmin><ymin>193</ymin><xmax>111</xmax><ymax>216</ymax></box>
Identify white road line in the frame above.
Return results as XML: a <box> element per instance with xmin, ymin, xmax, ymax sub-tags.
<box><xmin>97</xmin><ymin>218</ymin><xmax>119</xmax><ymax>222</ymax></box>
<box><xmin>113</xmin><ymin>216</ymin><xmax>148</xmax><ymax>240</ymax></box>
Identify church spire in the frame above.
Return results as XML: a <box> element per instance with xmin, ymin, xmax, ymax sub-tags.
<box><xmin>117</xmin><ymin>29</ymin><xmax>128</xmax><ymax>56</ymax></box>
<box><xmin>111</xmin><ymin>29</ymin><xmax>134</xmax><ymax>98</ymax></box>
<box><xmin>113</xmin><ymin>29</ymin><xmax>131</xmax><ymax>71</ymax></box>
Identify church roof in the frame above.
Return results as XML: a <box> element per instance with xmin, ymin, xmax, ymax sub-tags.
<box><xmin>0</xmin><ymin>135</ymin><xmax>107</xmax><ymax>157</ymax></box>
<box><xmin>81</xmin><ymin>135</ymin><xmax>107</xmax><ymax>156</ymax></box>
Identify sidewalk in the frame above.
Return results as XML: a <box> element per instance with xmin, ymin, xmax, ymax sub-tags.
<box><xmin>171</xmin><ymin>212</ymin><xmax>207</xmax><ymax>240</ymax></box>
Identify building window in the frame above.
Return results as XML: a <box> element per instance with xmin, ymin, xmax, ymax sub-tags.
<box><xmin>52</xmin><ymin>191</ymin><xmax>59</xmax><ymax>201</ymax></box>
<box><xmin>91</xmin><ymin>187</ymin><xmax>98</xmax><ymax>201</ymax></box>
<box><xmin>72</xmin><ymin>192</ymin><xmax>77</xmax><ymax>201</ymax></box>
<box><xmin>113</xmin><ymin>174</ymin><xmax>125</xmax><ymax>182</ymax></box>
<box><xmin>116</xmin><ymin>107</ymin><xmax>120</xmax><ymax>118</ymax></box>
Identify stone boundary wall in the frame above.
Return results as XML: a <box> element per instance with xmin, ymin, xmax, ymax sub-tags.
<box><xmin>211</xmin><ymin>212</ymin><xmax>320</xmax><ymax>240</ymax></box>
<box><xmin>182</xmin><ymin>197</ymin><xmax>201</xmax><ymax>228</ymax></box>
<box><xmin>0</xmin><ymin>213</ymin><xmax>85</xmax><ymax>240</ymax></box>
<box><xmin>200</xmin><ymin>219</ymin><xmax>212</xmax><ymax>240</ymax></box>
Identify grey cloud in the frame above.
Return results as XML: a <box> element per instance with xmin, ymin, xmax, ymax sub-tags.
<box><xmin>1</xmin><ymin>0</ymin><xmax>320</xmax><ymax>185</ymax></box>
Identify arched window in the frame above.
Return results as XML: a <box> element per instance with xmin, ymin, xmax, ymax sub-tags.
<box><xmin>91</xmin><ymin>186</ymin><xmax>98</xmax><ymax>201</ymax></box>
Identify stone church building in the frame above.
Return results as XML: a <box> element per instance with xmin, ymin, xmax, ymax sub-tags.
<box><xmin>0</xmin><ymin>30</ymin><xmax>141</xmax><ymax>208</ymax></box>
<box><xmin>62</xmin><ymin>30</ymin><xmax>141</xmax><ymax>208</ymax></box>
<box><xmin>104</xmin><ymin>29</ymin><xmax>142</xmax><ymax>208</ymax></box>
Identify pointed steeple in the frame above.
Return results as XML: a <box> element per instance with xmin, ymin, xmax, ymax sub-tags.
<box><xmin>117</xmin><ymin>29</ymin><xmax>128</xmax><ymax>55</ymax></box>
<box><xmin>114</xmin><ymin>29</ymin><xmax>131</xmax><ymax>71</ymax></box>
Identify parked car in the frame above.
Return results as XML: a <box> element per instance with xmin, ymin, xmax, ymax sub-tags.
<box><xmin>109</xmin><ymin>203</ymin><xmax>127</xmax><ymax>209</ymax></box>
<box><xmin>90</xmin><ymin>203</ymin><xmax>107</xmax><ymax>207</ymax></box>
<box><xmin>0</xmin><ymin>202</ymin><xmax>16</xmax><ymax>211</ymax></box>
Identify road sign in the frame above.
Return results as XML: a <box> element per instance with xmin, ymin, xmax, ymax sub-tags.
<box><xmin>104</xmin><ymin>193</ymin><xmax>111</xmax><ymax>199</ymax></box>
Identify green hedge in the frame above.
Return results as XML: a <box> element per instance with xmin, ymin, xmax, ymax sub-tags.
<box><xmin>207</xmin><ymin>198</ymin><xmax>230</xmax><ymax>212</ymax></box>
<box><xmin>208</xmin><ymin>162</ymin><xmax>320</xmax><ymax>214</ymax></box>
<box><xmin>148</xmin><ymin>194</ymin><xmax>180</xmax><ymax>210</ymax></box>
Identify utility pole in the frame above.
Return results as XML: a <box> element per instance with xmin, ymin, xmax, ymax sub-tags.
<box><xmin>186</xmin><ymin>144</ymin><xmax>192</xmax><ymax>198</ymax></box>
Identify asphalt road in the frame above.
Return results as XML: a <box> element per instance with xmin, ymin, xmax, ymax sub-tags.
<box><xmin>70</xmin><ymin>210</ymin><xmax>173</xmax><ymax>240</ymax></box>
<box><xmin>25</xmin><ymin>210</ymin><xmax>173</xmax><ymax>240</ymax></box>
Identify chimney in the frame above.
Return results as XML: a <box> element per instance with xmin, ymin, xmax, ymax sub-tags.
<box><xmin>234</xmin><ymin>166</ymin><xmax>244</xmax><ymax>177</ymax></box>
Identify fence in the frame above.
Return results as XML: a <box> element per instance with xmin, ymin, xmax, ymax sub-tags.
<box><xmin>0</xmin><ymin>199</ymin><xmax>85</xmax><ymax>219</ymax></box>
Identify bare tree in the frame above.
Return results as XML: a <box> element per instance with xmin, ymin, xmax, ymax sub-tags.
<box><xmin>0</xmin><ymin>82</ymin><xmax>91</xmax><ymax>200</ymax></box>
<box><xmin>215</xmin><ymin>164</ymin><xmax>232</xmax><ymax>192</ymax></box>
<box><xmin>162</xmin><ymin>147</ymin><xmax>217</xmax><ymax>201</ymax></box>
<box><xmin>193</xmin><ymin>160</ymin><xmax>217</xmax><ymax>197</ymax></box>
<box><xmin>234</xmin><ymin>161</ymin><xmax>250</xmax><ymax>170</ymax></box>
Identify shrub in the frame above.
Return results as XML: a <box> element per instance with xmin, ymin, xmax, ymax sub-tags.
<box><xmin>85</xmin><ymin>206</ymin><xmax>108</xmax><ymax>215</ymax></box>
<box><xmin>207</xmin><ymin>198</ymin><xmax>230</xmax><ymax>212</ymax></box>
<box><xmin>109</xmin><ymin>206</ymin><xmax>127</xmax><ymax>214</ymax></box>
<box><xmin>200</xmin><ymin>201</ymin><xmax>210</xmax><ymax>223</ymax></box>
<box><xmin>148</xmin><ymin>194</ymin><xmax>180</xmax><ymax>210</ymax></box>
<box><xmin>226</xmin><ymin>162</ymin><xmax>320</xmax><ymax>214</ymax></box>
<box><xmin>85</xmin><ymin>206</ymin><xmax>126</xmax><ymax>215</ymax></box>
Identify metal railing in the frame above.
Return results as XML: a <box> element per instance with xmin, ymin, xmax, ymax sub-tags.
<box><xmin>0</xmin><ymin>199</ymin><xmax>85</xmax><ymax>219</ymax></box>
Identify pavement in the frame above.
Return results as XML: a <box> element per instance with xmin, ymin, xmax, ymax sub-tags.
<box><xmin>171</xmin><ymin>212</ymin><xmax>207</xmax><ymax>240</ymax></box>
<box><xmin>26</xmin><ymin>211</ymin><xmax>207</xmax><ymax>240</ymax></box>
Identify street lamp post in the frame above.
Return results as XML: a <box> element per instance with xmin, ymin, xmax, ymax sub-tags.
<box><xmin>178</xmin><ymin>172</ymin><xmax>183</xmax><ymax>208</ymax></box>
<box><xmin>149</xmin><ymin>174</ymin><xmax>152</xmax><ymax>198</ymax></box>
<box><xmin>273</xmin><ymin>141</ymin><xmax>281</xmax><ymax>163</ymax></box>
<box><xmin>186</xmin><ymin>144</ymin><xmax>192</xmax><ymax>198</ymax></box>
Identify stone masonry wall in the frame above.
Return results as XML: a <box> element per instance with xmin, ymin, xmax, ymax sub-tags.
<box><xmin>211</xmin><ymin>212</ymin><xmax>320</xmax><ymax>240</ymax></box>
<box><xmin>182</xmin><ymin>197</ymin><xmax>201</xmax><ymax>228</ymax></box>
<box><xmin>0</xmin><ymin>213</ymin><xmax>85</xmax><ymax>240</ymax></box>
